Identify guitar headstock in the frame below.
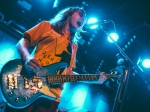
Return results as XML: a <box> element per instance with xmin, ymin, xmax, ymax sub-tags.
<box><xmin>110</xmin><ymin>69</ymin><xmax>121</xmax><ymax>78</ymax></box>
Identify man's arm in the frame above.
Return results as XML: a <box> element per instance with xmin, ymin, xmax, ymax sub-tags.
<box><xmin>16</xmin><ymin>38</ymin><xmax>42</xmax><ymax>72</ymax></box>
<box><xmin>16</xmin><ymin>38</ymin><xmax>30</xmax><ymax>61</ymax></box>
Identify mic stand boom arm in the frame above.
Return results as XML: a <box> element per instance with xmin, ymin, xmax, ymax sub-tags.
<box><xmin>101</xmin><ymin>29</ymin><xmax>148</xmax><ymax>112</ymax></box>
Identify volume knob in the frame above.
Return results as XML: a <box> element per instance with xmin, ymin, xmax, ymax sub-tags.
<box><xmin>15</xmin><ymin>97</ymin><xmax>19</xmax><ymax>102</ymax></box>
<box><xmin>8</xmin><ymin>92</ymin><xmax>13</xmax><ymax>97</ymax></box>
<box><xmin>24</xmin><ymin>96</ymin><xmax>28</xmax><ymax>101</ymax></box>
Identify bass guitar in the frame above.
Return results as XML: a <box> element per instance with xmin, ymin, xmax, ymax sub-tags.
<box><xmin>0</xmin><ymin>59</ymin><xmax>119</xmax><ymax>109</ymax></box>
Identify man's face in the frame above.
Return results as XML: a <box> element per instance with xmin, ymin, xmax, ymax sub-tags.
<box><xmin>69</xmin><ymin>10</ymin><xmax>86</xmax><ymax>30</ymax></box>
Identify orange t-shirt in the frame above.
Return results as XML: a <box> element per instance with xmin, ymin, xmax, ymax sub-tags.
<box><xmin>24</xmin><ymin>21</ymin><xmax>77</xmax><ymax>68</ymax></box>
<box><xmin>23</xmin><ymin>21</ymin><xmax>78</xmax><ymax>100</ymax></box>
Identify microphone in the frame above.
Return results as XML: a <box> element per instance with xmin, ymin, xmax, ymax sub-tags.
<box><xmin>85</xmin><ymin>20</ymin><xmax>111</xmax><ymax>28</ymax></box>
<box><xmin>98</xmin><ymin>20</ymin><xmax>111</xmax><ymax>24</ymax></box>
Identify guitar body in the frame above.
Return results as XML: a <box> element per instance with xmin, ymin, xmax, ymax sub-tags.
<box><xmin>0</xmin><ymin>59</ymin><xmax>68</xmax><ymax>109</ymax></box>
<box><xmin>0</xmin><ymin>59</ymin><xmax>119</xmax><ymax>109</ymax></box>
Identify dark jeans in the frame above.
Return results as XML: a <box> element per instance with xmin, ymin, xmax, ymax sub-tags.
<box><xmin>5</xmin><ymin>98</ymin><xmax>59</xmax><ymax>112</ymax></box>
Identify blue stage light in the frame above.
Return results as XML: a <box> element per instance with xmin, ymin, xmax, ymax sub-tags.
<box><xmin>107</xmin><ymin>33</ymin><xmax>119</xmax><ymax>43</ymax></box>
<box><xmin>142</xmin><ymin>59</ymin><xmax>150</xmax><ymax>68</ymax></box>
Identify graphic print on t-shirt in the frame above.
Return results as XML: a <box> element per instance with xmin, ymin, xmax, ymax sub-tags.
<box><xmin>38</xmin><ymin>37</ymin><xmax>72</xmax><ymax>66</ymax></box>
<box><xmin>55</xmin><ymin>41</ymin><xmax>72</xmax><ymax>64</ymax></box>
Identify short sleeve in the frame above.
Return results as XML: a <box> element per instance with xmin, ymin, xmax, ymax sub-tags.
<box><xmin>23</xmin><ymin>21</ymin><xmax>52</xmax><ymax>46</ymax></box>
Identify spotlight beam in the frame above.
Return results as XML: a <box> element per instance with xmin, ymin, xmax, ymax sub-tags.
<box><xmin>53</xmin><ymin>0</ymin><xmax>61</xmax><ymax>8</ymax></box>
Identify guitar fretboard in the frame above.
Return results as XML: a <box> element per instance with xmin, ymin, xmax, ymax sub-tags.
<box><xmin>47</xmin><ymin>75</ymin><xmax>99</xmax><ymax>84</ymax></box>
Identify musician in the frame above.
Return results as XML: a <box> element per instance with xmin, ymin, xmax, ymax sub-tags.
<box><xmin>5</xmin><ymin>6</ymin><xmax>106</xmax><ymax>112</ymax></box>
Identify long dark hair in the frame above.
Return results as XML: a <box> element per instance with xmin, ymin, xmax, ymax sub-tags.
<box><xmin>50</xmin><ymin>6</ymin><xmax>86</xmax><ymax>44</ymax></box>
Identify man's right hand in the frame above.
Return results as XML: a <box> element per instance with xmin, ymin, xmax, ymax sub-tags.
<box><xmin>24</xmin><ymin>56</ymin><xmax>42</xmax><ymax>73</ymax></box>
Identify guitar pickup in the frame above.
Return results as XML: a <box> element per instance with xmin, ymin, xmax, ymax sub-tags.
<box><xmin>37</xmin><ymin>78</ymin><xmax>43</xmax><ymax>89</ymax></box>
<box><xmin>32</xmin><ymin>75</ymin><xmax>43</xmax><ymax>88</ymax></box>
<box><xmin>24</xmin><ymin>77</ymin><xmax>29</xmax><ymax>89</ymax></box>
<box><xmin>7</xmin><ymin>74</ymin><xmax>17</xmax><ymax>89</ymax></box>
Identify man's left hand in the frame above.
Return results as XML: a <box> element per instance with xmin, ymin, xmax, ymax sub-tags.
<box><xmin>98</xmin><ymin>72</ymin><xmax>107</xmax><ymax>84</ymax></box>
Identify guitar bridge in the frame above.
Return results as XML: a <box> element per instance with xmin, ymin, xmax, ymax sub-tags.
<box><xmin>24</xmin><ymin>77</ymin><xmax>29</xmax><ymax>89</ymax></box>
<box><xmin>32</xmin><ymin>75</ymin><xmax>43</xmax><ymax>88</ymax></box>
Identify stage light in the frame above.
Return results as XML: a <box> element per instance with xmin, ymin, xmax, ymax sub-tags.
<box><xmin>87</xmin><ymin>41</ymin><xmax>91</xmax><ymax>45</ymax></box>
<box><xmin>90</xmin><ymin>38</ymin><xmax>93</xmax><ymax>41</ymax></box>
<box><xmin>125</xmin><ymin>45</ymin><xmax>128</xmax><ymax>48</ymax></box>
<box><xmin>82</xmin><ymin>1</ymin><xmax>86</xmax><ymax>5</ymax></box>
<box><xmin>142</xmin><ymin>59</ymin><xmax>150</xmax><ymax>68</ymax></box>
<box><xmin>78</xmin><ymin>38</ymin><xmax>85</xmax><ymax>45</ymax></box>
<box><xmin>71</xmin><ymin>89</ymin><xmax>87</xmax><ymax>106</ymax></box>
<box><xmin>107</xmin><ymin>33</ymin><xmax>119</xmax><ymax>43</ymax></box>
<box><xmin>121</xmin><ymin>35</ymin><xmax>136</xmax><ymax>51</ymax></box>
<box><xmin>94</xmin><ymin>30</ymin><xmax>98</xmax><ymax>34</ymax></box>
<box><xmin>133</xmin><ymin>35</ymin><xmax>136</xmax><ymax>39</ymax></box>
<box><xmin>89</xmin><ymin>24</ymin><xmax>98</xmax><ymax>29</ymax></box>
<box><xmin>87</xmin><ymin>18</ymin><xmax>98</xmax><ymax>24</ymax></box>
<box><xmin>86</xmin><ymin>18</ymin><xmax>99</xmax><ymax>29</ymax></box>
<box><xmin>137</xmin><ymin>56</ymin><xmax>150</xmax><ymax>73</ymax></box>
<box><xmin>53</xmin><ymin>0</ymin><xmax>61</xmax><ymax>8</ymax></box>
<box><xmin>68</xmin><ymin>84</ymin><xmax>87</xmax><ymax>108</ymax></box>
<box><xmin>130</xmin><ymin>38</ymin><xmax>133</xmax><ymax>42</ymax></box>
<box><xmin>92</xmin><ymin>34</ymin><xmax>95</xmax><ymax>38</ymax></box>
<box><xmin>96</xmin><ymin>60</ymin><xmax>104</xmax><ymax>73</ymax></box>
<box><xmin>128</xmin><ymin>42</ymin><xmax>130</xmax><ymax>45</ymax></box>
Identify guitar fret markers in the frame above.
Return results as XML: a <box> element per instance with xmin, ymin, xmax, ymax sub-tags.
<box><xmin>46</xmin><ymin>75</ymin><xmax>99</xmax><ymax>84</ymax></box>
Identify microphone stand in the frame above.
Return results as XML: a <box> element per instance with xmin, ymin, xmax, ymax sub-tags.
<box><xmin>100</xmin><ymin>28</ymin><xmax>148</xmax><ymax>112</ymax></box>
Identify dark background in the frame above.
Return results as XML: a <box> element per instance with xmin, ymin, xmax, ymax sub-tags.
<box><xmin>0</xmin><ymin>0</ymin><xmax>150</xmax><ymax>112</ymax></box>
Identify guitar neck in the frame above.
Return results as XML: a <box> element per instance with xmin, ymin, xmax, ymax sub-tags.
<box><xmin>47</xmin><ymin>74</ymin><xmax>99</xmax><ymax>84</ymax></box>
<box><xmin>46</xmin><ymin>74</ymin><xmax>115</xmax><ymax>84</ymax></box>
